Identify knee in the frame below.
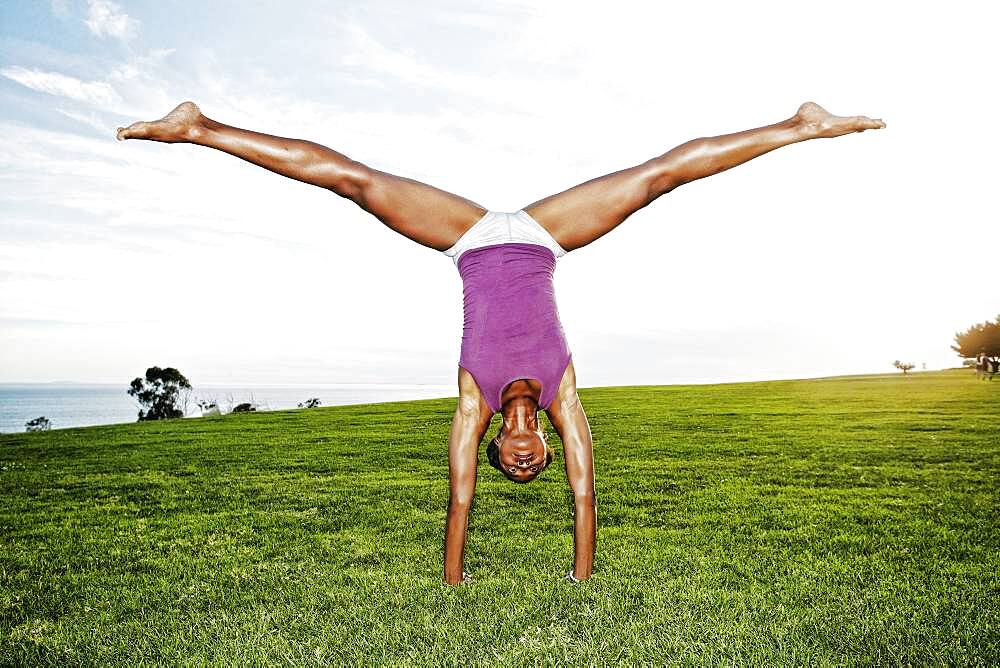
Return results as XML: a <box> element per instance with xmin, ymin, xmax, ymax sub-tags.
<box><xmin>642</xmin><ymin>158</ymin><xmax>681</xmax><ymax>199</ymax></box>
<box><xmin>344</xmin><ymin>162</ymin><xmax>375</xmax><ymax>200</ymax></box>
<box><xmin>342</xmin><ymin>161</ymin><xmax>373</xmax><ymax>193</ymax></box>
<box><xmin>316</xmin><ymin>159</ymin><xmax>372</xmax><ymax>200</ymax></box>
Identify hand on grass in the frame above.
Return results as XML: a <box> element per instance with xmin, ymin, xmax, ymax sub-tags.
<box><xmin>444</xmin><ymin>571</ymin><xmax>473</xmax><ymax>585</ymax></box>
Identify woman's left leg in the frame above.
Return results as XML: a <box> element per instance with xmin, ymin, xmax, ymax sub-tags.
<box><xmin>522</xmin><ymin>101</ymin><xmax>884</xmax><ymax>252</ymax></box>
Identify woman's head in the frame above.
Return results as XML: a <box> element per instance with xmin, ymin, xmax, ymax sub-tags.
<box><xmin>486</xmin><ymin>426</ymin><xmax>553</xmax><ymax>483</ymax></box>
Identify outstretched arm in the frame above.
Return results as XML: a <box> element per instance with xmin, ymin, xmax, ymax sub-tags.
<box><xmin>545</xmin><ymin>361</ymin><xmax>596</xmax><ymax>580</ymax></box>
<box><xmin>443</xmin><ymin>367</ymin><xmax>494</xmax><ymax>585</ymax></box>
<box><xmin>523</xmin><ymin>101</ymin><xmax>885</xmax><ymax>253</ymax></box>
<box><xmin>117</xmin><ymin>101</ymin><xmax>486</xmax><ymax>252</ymax></box>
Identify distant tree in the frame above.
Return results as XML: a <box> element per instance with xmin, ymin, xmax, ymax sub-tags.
<box><xmin>127</xmin><ymin>366</ymin><xmax>192</xmax><ymax>421</ymax></box>
<box><xmin>232</xmin><ymin>402</ymin><xmax>256</xmax><ymax>413</ymax></box>
<box><xmin>25</xmin><ymin>416</ymin><xmax>51</xmax><ymax>432</ymax></box>
<box><xmin>219</xmin><ymin>391</ymin><xmax>260</xmax><ymax>413</ymax></box>
<box><xmin>197</xmin><ymin>398</ymin><xmax>221</xmax><ymax>417</ymax></box>
<box><xmin>893</xmin><ymin>360</ymin><xmax>915</xmax><ymax>375</ymax></box>
<box><xmin>298</xmin><ymin>398</ymin><xmax>321</xmax><ymax>409</ymax></box>
<box><xmin>952</xmin><ymin>315</ymin><xmax>1000</xmax><ymax>369</ymax></box>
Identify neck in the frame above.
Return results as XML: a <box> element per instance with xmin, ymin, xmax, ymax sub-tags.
<box><xmin>501</xmin><ymin>397</ymin><xmax>538</xmax><ymax>433</ymax></box>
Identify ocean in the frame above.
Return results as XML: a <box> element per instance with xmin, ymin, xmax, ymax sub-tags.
<box><xmin>0</xmin><ymin>383</ymin><xmax>457</xmax><ymax>434</ymax></box>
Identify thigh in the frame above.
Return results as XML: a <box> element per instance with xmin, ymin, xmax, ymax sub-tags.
<box><xmin>358</xmin><ymin>169</ymin><xmax>488</xmax><ymax>252</ymax></box>
<box><xmin>522</xmin><ymin>160</ymin><xmax>664</xmax><ymax>252</ymax></box>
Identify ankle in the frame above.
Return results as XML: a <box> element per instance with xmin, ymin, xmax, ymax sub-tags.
<box><xmin>184</xmin><ymin>118</ymin><xmax>210</xmax><ymax>143</ymax></box>
<box><xmin>786</xmin><ymin>114</ymin><xmax>817</xmax><ymax>141</ymax></box>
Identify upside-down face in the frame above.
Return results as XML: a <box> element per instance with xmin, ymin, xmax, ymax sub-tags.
<box><xmin>488</xmin><ymin>428</ymin><xmax>553</xmax><ymax>483</ymax></box>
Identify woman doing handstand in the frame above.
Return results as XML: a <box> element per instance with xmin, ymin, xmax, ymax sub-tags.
<box><xmin>117</xmin><ymin>100</ymin><xmax>885</xmax><ymax>585</ymax></box>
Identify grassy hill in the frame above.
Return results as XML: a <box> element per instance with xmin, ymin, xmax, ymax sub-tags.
<box><xmin>1</xmin><ymin>369</ymin><xmax>997</xmax><ymax>665</ymax></box>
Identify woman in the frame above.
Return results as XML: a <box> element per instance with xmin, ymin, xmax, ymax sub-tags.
<box><xmin>117</xmin><ymin>100</ymin><xmax>885</xmax><ymax>585</ymax></box>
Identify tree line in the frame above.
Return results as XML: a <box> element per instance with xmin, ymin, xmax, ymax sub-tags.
<box><xmin>125</xmin><ymin>367</ymin><xmax>323</xmax><ymax>421</ymax></box>
<box><xmin>953</xmin><ymin>314</ymin><xmax>1000</xmax><ymax>376</ymax></box>
<box><xmin>23</xmin><ymin>317</ymin><xmax>999</xmax><ymax>431</ymax></box>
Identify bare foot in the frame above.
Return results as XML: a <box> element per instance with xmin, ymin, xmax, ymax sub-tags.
<box><xmin>116</xmin><ymin>101</ymin><xmax>204</xmax><ymax>143</ymax></box>
<box><xmin>795</xmin><ymin>101</ymin><xmax>886</xmax><ymax>139</ymax></box>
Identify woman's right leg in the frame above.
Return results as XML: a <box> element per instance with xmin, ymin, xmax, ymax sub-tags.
<box><xmin>116</xmin><ymin>102</ymin><xmax>487</xmax><ymax>251</ymax></box>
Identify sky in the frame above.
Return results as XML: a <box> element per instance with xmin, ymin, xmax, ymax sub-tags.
<box><xmin>1</xmin><ymin>0</ymin><xmax>997</xmax><ymax>389</ymax></box>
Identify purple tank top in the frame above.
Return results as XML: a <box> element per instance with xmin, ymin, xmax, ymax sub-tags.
<box><xmin>457</xmin><ymin>242</ymin><xmax>572</xmax><ymax>413</ymax></box>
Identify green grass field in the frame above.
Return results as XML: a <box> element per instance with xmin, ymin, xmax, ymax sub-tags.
<box><xmin>1</xmin><ymin>369</ymin><xmax>997</xmax><ymax>666</ymax></box>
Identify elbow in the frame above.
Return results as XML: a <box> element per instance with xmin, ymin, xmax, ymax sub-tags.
<box><xmin>448</xmin><ymin>493</ymin><xmax>474</xmax><ymax>512</ymax></box>
<box><xmin>573</xmin><ymin>487</ymin><xmax>596</xmax><ymax>506</ymax></box>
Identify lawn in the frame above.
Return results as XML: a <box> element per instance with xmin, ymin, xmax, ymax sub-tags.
<box><xmin>1</xmin><ymin>369</ymin><xmax>997</xmax><ymax>665</ymax></box>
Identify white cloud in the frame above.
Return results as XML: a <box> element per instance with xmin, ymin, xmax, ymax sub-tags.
<box><xmin>50</xmin><ymin>0</ymin><xmax>71</xmax><ymax>19</ymax></box>
<box><xmin>108</xmin><ymin>48</ymin><xmax>175</xmax><ymax>82</ymax></box>
<box><xmin>0</xmin><ymin>65</ymin><xmax>120</xmax><ymax>107</ymax></box>
<box><xmin>337</xmin><ymin>21</ymin><xmax>552</xmax><ymax>109</ymax></box>
<box><xmin>84</xmin><ymin>0</ymin><xmax>139</xmax><ymax>41</ymax></box>
<box><xmin>1</xmin><ymin>50</ymin><xmax>179</xmax><ymax>122</ymax></box>
<box><xmin>54</xmin><ymin>107</ymin><xmax>111</xmax><ymax>134</ymax></box>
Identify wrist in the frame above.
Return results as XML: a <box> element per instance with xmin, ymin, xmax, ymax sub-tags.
<box><xmin>444</xmin><ymin>570</ymin><xmax>473</xmax><ymax>585</ymax></box>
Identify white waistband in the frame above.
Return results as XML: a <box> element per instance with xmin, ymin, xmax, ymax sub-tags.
<box><xmin>442</xmin><ymin>210</ymin><xmax>568</xmax><ymax>265</ymax></box>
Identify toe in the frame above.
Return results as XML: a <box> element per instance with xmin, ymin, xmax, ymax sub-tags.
<box><xmin>851</xmin><ymin>116</ymin><xmax>881</xmax><ymax>131</ymax></box>
<box><xmin>123</xmin><ymin>120</ymin><xmax>151</xmax><ymax>140</ymax></box>
<box><xmin>119</xmin><ymin>122</ymin><xmax>139</xmax><ymax>140</ymax></box>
